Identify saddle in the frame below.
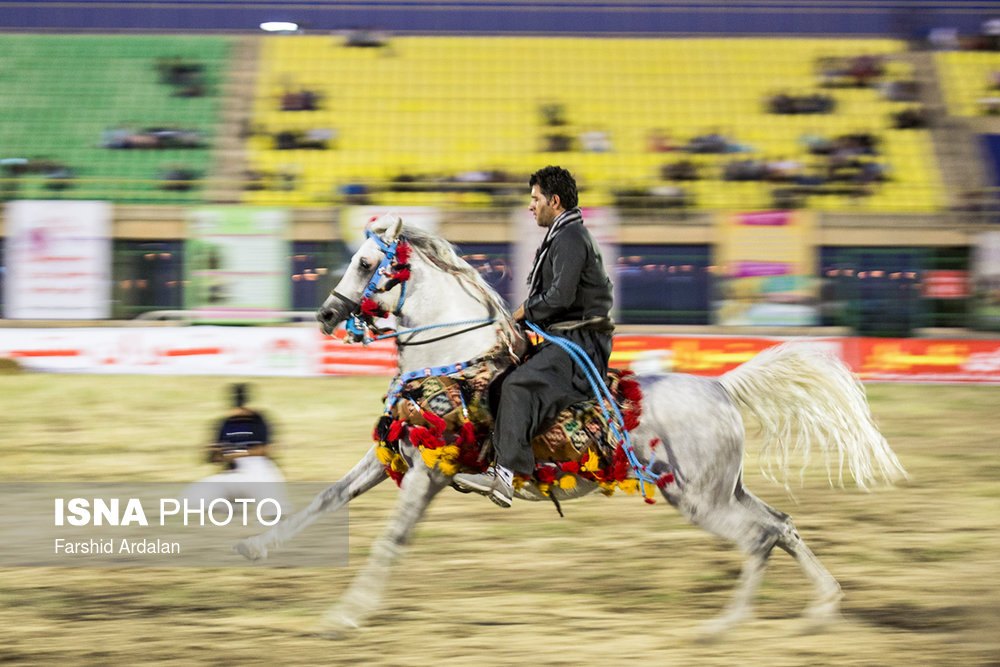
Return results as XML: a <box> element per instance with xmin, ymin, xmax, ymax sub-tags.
<box><xmin>373</xmin><ymin>361</ymin><xmax>650</xmax><ymax>500</ymax></box>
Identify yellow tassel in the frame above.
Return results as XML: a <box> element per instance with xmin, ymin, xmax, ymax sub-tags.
<box><xmin>512</xmin><ymin>477</ymin><xmax>526</xmax><ymax>491</ymax></box>
<box><xmin>558</xmin><ymin>475</ymin><xmax>577</xmax><ymax>490</ymax></box>
<box><xmin>390</xmin><ymin>456</ymin><xmax>407</xmax><ymax>473</ymax></box>
<box><xmin>438</xmin><ymin>460</ymin><xmax>459</xmax><ymax>476</ymax></box>
<box><xmin>537</xmin><ymin>483</ymin><xmax>551</xmax><ymax>496</ymax></box>
<box><xmin>582</xmin><ymin>451</ymin><xmax>602</xmax><ymax>473</ymax></box>
<box><xmin>375</xmin><ymin>446</ymin><xmax>393</xmax><ymax>465</ymax></box>
<box><xmin>421</xmin><ymin>448</ymin><xmax>440</xmax><ymax>469</ymax></box>
<box><xmin>618</xmin><ymin>479</ymin><xmax>639</xmax><ymax>495</ymax></box>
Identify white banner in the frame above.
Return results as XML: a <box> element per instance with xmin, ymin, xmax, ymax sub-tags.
<box><xmin>3</xmin><ymin>200</ymin><xmax>111</xmax><ymax>320</ymax></box>
<box><xmin>0</xmin><ymin>327</ymin><xmax>320</xmax><ymax>376</ymax></box>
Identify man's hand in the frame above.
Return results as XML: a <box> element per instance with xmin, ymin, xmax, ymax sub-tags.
<box><xmin>512</xmin><ymin>304</ymin><xmax>526</xmax><ymax>322</ymax></box>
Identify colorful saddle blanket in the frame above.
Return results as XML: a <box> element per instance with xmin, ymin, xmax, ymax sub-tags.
<box><xmin>373</xmin><ymin>365</ymin><xmax>655</xmax><ymax>501</ymax></box>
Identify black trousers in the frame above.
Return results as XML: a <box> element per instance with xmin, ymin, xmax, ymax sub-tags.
<box><xmin>493</xmin><ymin>328</ymin><xmax>613</xmax><ymax>475</ymax></box>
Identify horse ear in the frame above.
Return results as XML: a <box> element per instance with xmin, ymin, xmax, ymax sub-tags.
<box><xmin>386</xmin><ymin>215</ymin><xmax>403</xmax><ymax>241</ymax></box>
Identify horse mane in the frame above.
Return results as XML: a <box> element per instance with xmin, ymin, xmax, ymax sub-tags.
<box><xmin>370</xmin><ymin>216</ymin><xmax>517</xmax><ymax>340</ymax></box>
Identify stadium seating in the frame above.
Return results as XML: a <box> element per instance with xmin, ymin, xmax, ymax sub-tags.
<box><xmin>935</xmin><ymin>50</ymin><xmax>1000</xmax><ymax>117</ymax></box>
<box><xmin>0</xmin><ymin>34</ymin><xmax>229</xmax><ymax>203</ymax></box>
<box><xmin>245</xmin><ymin>36</ymin><xmax>945</xmax><ymax>212</ymax></box>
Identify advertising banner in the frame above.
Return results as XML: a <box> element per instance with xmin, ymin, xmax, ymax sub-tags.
<box><xmin>184</xmin><ymin>207</ymin><xmax>290</xmax><ymax>323</ymax></box>
<box><xmin>0</xmin><ymin>326</ymin><xmax>318</xmax><ymax>376</ymax></box>
<box><xmin>848</xmin><ymin>337</ymin><xmax>1000</xmax><ymax>383</ymax></box>
<box><xmin>972</xmin><ymin>231</ymin><xmax>1000</xmax><ymax>330</ymax></box>
<box><xmin>714</xmin><ymin>210</ymin><xmax>818</xmax><ymax>326</ymax></box>
<box><xmin>3</xmin><ymin>200</ymin><xmax>111</xmax><ymax>319</ymax></box>
<box><xmin>3</xmin><ymin>328</ymin><xmax>1000</xmax><ymax>383</ymax></box>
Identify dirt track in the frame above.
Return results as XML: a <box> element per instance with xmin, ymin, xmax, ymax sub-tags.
<box><xmin>1</xmin><ymin>376</ymin><xmax>998</xmax><ymax>665</ymax></box>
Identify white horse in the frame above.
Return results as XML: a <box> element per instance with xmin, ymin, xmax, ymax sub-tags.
<box><xmin>236</xmin><ymin>215</ymin><xmax>905</xmax><ymax>637</ymax></box>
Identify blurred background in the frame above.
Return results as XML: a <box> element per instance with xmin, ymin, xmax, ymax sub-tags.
<box><xmin>2</xmin><ymin>0</ymin><xmax>1000</xmax><ymax>374</ymax></box>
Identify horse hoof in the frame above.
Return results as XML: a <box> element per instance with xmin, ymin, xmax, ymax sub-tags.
<box><xmin>800</xmin><ymin>603</ymin><xmax>843</xmax><ymax>633</ymax></box>
<box><xmin>312</xmin><ymin>610</ymin><xmax>360</xmax><ymax>639</ymax></box>
<box><xmin>696</xmin><ymin>609</ymin><xmax>750</xmax><ymax>642</ymax></box>
<box><xmin>233</xmin><ymin>537</ymin><xmax>267</xmax><ymax>561</ymax></box>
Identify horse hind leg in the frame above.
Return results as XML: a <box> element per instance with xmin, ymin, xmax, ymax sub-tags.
<box><xmin>659</xmin><ymin>470</ymin><xmax>787</xmax><ymax>639</ymax></box>
<box><xmin>736</xmin><ymin>484</ymin><xmax>843</xmax><ymax>631</ymax></box>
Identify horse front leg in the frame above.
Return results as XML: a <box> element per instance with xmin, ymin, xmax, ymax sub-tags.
<box><xmin>234</xmin><ymin>446</ymin><xmax>387</xmax><ymax>561</ymax></box>
<box><xmin>316</xmin><ymin>461</ymin><xmax>448</xmax><ymax>636</ymax></box>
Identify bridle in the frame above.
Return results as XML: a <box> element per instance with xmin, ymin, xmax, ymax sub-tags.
<box><xmin>329</xmin><ymin>229</ymin><xmax>500</xmax><ymax>347</ymax></box>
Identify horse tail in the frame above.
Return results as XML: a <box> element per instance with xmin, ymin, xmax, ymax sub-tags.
<box><xmin>718</xmin><ymin>342</ymin><xmax>906</xmax><ymax>491</ymax></box>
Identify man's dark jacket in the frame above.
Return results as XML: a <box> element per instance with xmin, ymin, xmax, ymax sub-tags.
<box><xmin>494</xmin><ymin>209</ymin><xmax>614</xmax><ymax>475</ymax></box>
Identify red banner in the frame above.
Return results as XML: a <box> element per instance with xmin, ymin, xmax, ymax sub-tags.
<box><xmin>847</xmin><ymin>337</ymin><xmax>1000</xmax><ymax>383</ymax></box>
<box><xmin>921</xmin><ymin>270</ymin><xmax>970</xmax><ymax>299</ymax></box>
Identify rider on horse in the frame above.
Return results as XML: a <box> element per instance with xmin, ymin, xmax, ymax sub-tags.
<box><xmin>453</xmin><ymin>165</ymin><xmax>615</xmax><ymax>507</ymax></box>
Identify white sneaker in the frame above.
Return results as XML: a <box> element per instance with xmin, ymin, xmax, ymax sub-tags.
<box><xmin>452</xmin><ymin>466</ymin><xmax>514</xmax><ymax>508</ymax></box>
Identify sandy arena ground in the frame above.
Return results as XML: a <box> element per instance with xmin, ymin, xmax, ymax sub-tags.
<box><xmin>1</xmin><ymin>374</ymin><xmax>998</xmax><ymax>665</ymax></box>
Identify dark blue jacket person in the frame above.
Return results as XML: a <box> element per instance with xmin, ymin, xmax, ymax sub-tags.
<box><xmin>454</xmin><ymin>166</ymin><xmax>614</xmax><ymax>507</ymax></box>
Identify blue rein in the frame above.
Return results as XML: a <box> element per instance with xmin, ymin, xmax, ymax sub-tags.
<box><xmin>524</xmin><ymin>321</ymin><xmax>659</xmax><ymax>496</ymax></box>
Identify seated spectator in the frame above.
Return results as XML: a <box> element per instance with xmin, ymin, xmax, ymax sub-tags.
<box><xmin>580</xmin><ymin>128</ymin><xmax>613</xmax><ymax>152</ymax></box>
<box><xmin>281</xmin><ymin>88</ymin><xmax>321</xmax><ymax>111</ymax></box>
<box><xmin>980</xmin><ymin>95</ymin><xmax>1000</xmax><ymax>115</ymax></box>
<box><xmin>767</xmin><ymin>91</ymin><xmax>835</xmax><ymax>114</ymax></box>
<box><xmin>538</xmin><ymin>101</ymin><xmax>568</xmax><ymax>126</ymax></box>
<box><xmin>102</xmin><ymin>125</ymin><xmax>205</xmax><ymax>150</ymax></box>
<box><xmin>345</xmin><ymin>27</ymin><xmax>389</xmax><ymax>48</ymax></box>
<box><xmin>686</xmin><ymin>129</ymin><xmax>733</xmax><ymax>154</ymax></box>
<box><xmin>765</xmin><ymin>156</ymin><xmax>804</xmax><ymax>183</ymax></box>
<box><xmin>156</xmin><ymin>56</ymin><xmax>207</xmax><ymax>97</ymax></box>
<box><xmin>43</xmin><ymin>163</ymin><xmax>74</xmax><ymax>191</ymax></box>
<box><xmin>339</xmin><ymin>181</ymin><xmax>371</xmax><ymax>204</ymax></box>
<box><xmin>799</xmin><ymin>131</ymin><xmax>834</xmax><ymax>155</ymax></box>
<box><xmin>646</xmin><ymin>128</ymin><xmax>677</xmax><ymax>152</ymax></box>
<box><xmin>660</xmin><ymin>159</ymin><xmax>700</xmax><ymax>181</ymax></box>
<box><xmin>160</xmin><ymin>165</ymin><xmax>199</xmax><ymax>191</ymax></box>
<box><xmin>881</xmin><ymin>80</ymin><xmax>920</xmax><ymax>102</ymax></box>
<box><xmin>848</xmin><ymin>55</ymin><xmax>884</xmax><ymax>87</ymax></box>
<box><xmin>893</xmin><ymin>106</ymin><xmax>931</xmax><ymax>129</ymax></box>
<box><xmin>542</xmin><ymin>132</ymin><xmax>573</xmax><ymax>152</ymax></box>
<box><xmin>243</xmin><ymin>168</ymin><xmax>270</xmax><ymax>191</ymax></box>
<box><xmin>723</xmin><ymin>157</ymin><xmax>768</xmax><ymax>181</ymax></box>
<box><xmin>980</xmin><ymin>17</ymin><xmax>1000</xmax><ymax>51</ymax></box>
<box><xmin>300</xmin><ymin>127</ymin><xmax>337</xmax><ymax>149</ymax></box>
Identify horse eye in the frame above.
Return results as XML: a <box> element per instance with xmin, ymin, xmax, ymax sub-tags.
<box><xmin>358</xmin><ymin>259</ymin><xmax>371</xmax><ymax>271</ymax></box>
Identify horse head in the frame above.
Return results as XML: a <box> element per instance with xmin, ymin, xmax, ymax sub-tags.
<box><xmin>317</xmin><ymin>214</ymin><xmax>406</xmax><ymax>337</ymax></box>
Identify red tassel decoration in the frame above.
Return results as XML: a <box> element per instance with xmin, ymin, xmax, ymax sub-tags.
<box><xmin>535</xmin><ymin>466</ymin><xmax>557</xmax><ymax>484</ymax></box>
<box><xmin>456</xmin><ymin>420</ymin><xmax>477</xmax><ymax>446</ymax></box>
<box><xmin>623</xmin><ymin>411</ymin><xmax>640</xmax><ymax>431</ymax></box>
<box><xmin>390</xmin><ymin>267</ymin><xmax>410</xmax><ymax>283</ymax></box>
<box><xmin>361</xmin><ymin>297</ymin><xmax>385</xmax><ymax>318</ymax></box>
<box><xmin>656</xmin><ymin>472</ymin><xmax>675</xmax><ymax>488</ymax></box>
<box><xmin>620</xmin><ymin>378</ymin><xmax>642</xmax><ymax>403</ymax></box>
<box><xmin>559</xmin><ymin>461</ymin><xmax>580</xmax><ymax>474</ymax></box>
<box><xmin>395</xmin><ymin>242</ymin><xmax>411</xmax><ymax>264</ymax></box>
<box><xmin>387</xmin><ymin>419</ymin><xmax>405</xmax><ymax>443</ymax></box>
<box><xmin>421</xmin><ymin>411</ymin><xmax>447</xmax><ymax>436</ymax></box>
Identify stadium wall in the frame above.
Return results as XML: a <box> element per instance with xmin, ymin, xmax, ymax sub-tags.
<box><xmin>0</xmin><ymin>0</ymin><xmax>994</xmax><ymax>37</ymax></box>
